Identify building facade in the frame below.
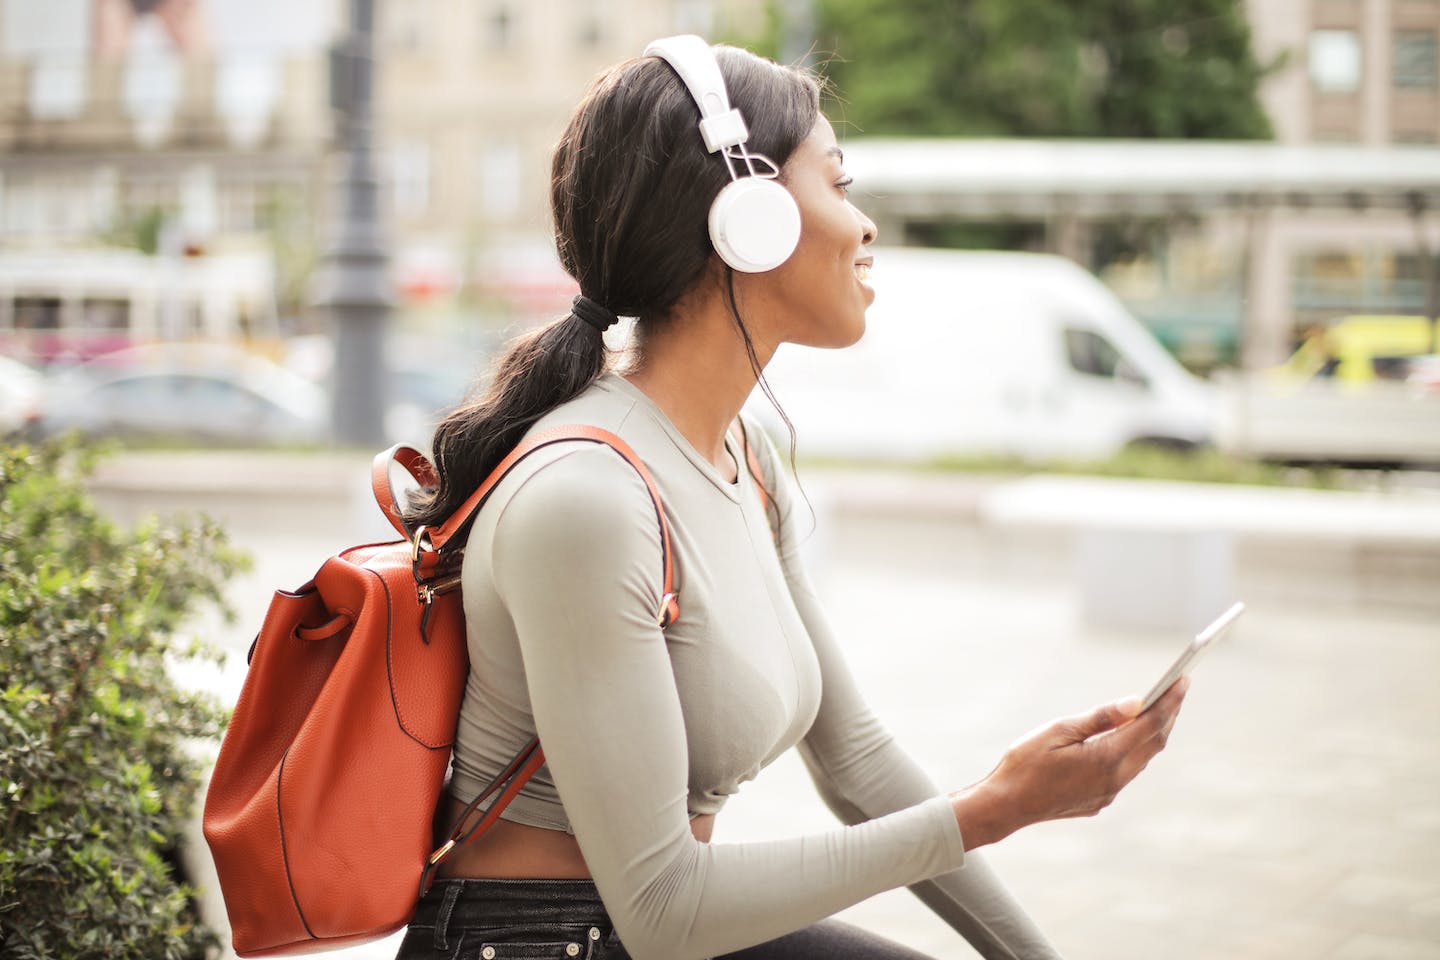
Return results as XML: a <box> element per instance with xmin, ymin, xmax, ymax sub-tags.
<box><xmin>1245</xmin><ymin>0</ymin><xmax>1440</xmax><ymax>361</ymax></box>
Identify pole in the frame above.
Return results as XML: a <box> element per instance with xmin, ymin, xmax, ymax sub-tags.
<box><xmin>312</xmin><ymin>0</ymin><xmax>392</xmax><ymax>447</ymax></box>
<box><xmin>1406</xmin><ymin>192</ymin><xmax>1440</xmax><ymax>353</ymax></box>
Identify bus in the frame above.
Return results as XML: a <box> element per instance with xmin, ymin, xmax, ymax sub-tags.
<box><xmin>0</xmin><ymin>248</ymin><xmax>279</xmax><ymax>366</ymax></box>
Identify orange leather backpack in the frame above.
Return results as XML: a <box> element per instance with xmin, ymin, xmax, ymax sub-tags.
<box><xmin>202</xmin><ymin>426</ymin><xmax>678</xmax><ymax>956</ymax></box>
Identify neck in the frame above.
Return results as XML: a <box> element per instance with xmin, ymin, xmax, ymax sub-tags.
<box><xmin>624</xmin><ymin>279</ymin><xmax>774</xmax><ymax>475</ymax></box>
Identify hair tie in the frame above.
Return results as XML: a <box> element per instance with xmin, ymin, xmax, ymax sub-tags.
<box><xmin>572</xmin><ymin>295</ymin><xmax>619</xmax><ymax>333</ymax></box>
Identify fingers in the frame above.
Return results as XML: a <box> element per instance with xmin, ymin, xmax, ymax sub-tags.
<box><xmin>1057</xmin><ymin>697</ymin><xmax>1145</xmax><ymax>745</ymax></box>
<box><xmin>992</xmin><ymin>680</ymin><xmax>1192</xmax><ymax>831</ymax></box>
<box><xmin>1110</xmin><ymin>677</ymin><xmax>1189</xmax><ymax>780</ymax></box>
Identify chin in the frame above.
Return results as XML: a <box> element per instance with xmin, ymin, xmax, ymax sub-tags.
<box><xmin>812</xmin><ymin>316</ymin><xmax>866</xmax><ymax>350</ymax></box>
<box><xmin>837</xmin><ymin>319</ymin><xmax>867</xmax><ymax>348</ymax></box>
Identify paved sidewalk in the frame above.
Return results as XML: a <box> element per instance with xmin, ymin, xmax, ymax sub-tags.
<box><xmin>89</xmin><ymin>455</ymin><xmax>1440</xmax><ymax>960</ymax></box>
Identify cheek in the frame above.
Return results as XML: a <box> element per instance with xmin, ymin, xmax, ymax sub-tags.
<box><xmin>788</xmin><ymin>216</ymin><xmax>850</xmax><ymax>277</ymax></box>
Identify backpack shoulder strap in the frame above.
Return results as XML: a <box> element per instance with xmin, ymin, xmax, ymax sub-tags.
<box><xmin>729</xmin><ymin>417</ymin><xmax>780</xmax><ymax>545</ymax></box>
<box><xmin>398</xmin><ymin>425</ymin><xmax>678</xmax><ymax>630</ymax></box>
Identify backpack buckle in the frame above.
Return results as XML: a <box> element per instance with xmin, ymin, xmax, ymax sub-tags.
<box><xmin>411</xmin><ymin>525</ymin><xmax>434</xmax><ymax>565</ymax></box>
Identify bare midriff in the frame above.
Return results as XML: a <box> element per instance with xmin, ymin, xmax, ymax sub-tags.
<box><xmin>435</xmin><ymin>796</ymin><xmax>715</xmax><ymax>880</ymax></box>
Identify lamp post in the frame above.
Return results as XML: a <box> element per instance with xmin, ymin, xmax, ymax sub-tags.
<box><xmin>313</xmin><ymin>0</ymin><xmax>391</xmax><ymax>447</ymax></box>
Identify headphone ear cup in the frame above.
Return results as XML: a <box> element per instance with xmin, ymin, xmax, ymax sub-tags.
<box><xmin>708</xmin><ymin>177</ymin><xmax>801</xmax><ymax>273</ymax></box>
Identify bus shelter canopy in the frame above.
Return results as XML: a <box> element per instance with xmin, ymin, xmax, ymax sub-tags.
<box><xmin>842</xmin><ymin>139</ymin><xmax>1440</xmax><ymax>219</ymax></box>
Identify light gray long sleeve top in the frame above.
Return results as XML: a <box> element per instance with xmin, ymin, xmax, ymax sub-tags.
<box><xmin>451</xmin><ymin>372</ymin><xmax>1062</xmax><ymax>960</ymax></box>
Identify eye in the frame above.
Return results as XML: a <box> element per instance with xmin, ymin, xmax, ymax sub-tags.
<box><xmin>835</xmin><ymin>176</ymin><xmax>855</xmax><ymax>196</ymax></box>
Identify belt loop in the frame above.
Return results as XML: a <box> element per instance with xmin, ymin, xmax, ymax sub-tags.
<box><xmin>433</xmin><ymin>881</ymin><xmax>463</xmax><ymax>952</ymax></box>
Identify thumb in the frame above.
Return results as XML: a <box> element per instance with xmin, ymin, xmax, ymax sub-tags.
<box><xmin>1060</xmin><ymin>697</ymin><xmax>1143</xmax><ymax>743</ymax></box>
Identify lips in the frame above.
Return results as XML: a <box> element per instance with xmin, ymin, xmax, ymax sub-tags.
<box><xmin>854</xmin><ymin>260</ymin><xmax>872</xmax><ymax>282</ymax></box>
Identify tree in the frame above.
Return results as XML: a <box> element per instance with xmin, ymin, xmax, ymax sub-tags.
<box><xmin>813</xmin><ymin>0</ymin><xmax>1275</xmax><ymax>139</ymax></box>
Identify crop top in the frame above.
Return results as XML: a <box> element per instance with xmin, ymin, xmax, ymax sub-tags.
<box><xmin>450</xmin><ymin>372</ymin><xmax>1062</xmax><ymax>960</ymax></box>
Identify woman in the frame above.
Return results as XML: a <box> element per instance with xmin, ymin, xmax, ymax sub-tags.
<box><xmin>398</xmin><ymin>37</ymin><xmax>1187</xmax><ymax>960</ymax></box>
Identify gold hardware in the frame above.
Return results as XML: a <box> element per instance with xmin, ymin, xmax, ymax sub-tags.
<box><xmin>428</xmin><ymin>839</ymin><xmax>456</xmax><ymax>866</ymax></box>
<box><xmin>410</xmin><ymin>526</ymin><xmax>433</xmax><ymax>564</ymax></box>
<box><xmin>417</xmin><ymin>572</ymin><xmax>463</xmax><ymax>605</ymax></box>
<box><xmin>656</xmin><ymin>591</ymin><xmax>678</xmax><ymax>626</ymax></box>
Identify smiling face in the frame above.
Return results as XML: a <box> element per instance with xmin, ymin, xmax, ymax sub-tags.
<box><xmin>736</xmin><ymin>116</ymin><xmax>878</xmax><ymax>352</ymax></box>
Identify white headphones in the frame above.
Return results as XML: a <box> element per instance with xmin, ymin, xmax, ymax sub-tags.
<box><xmin>643</xmin><ymin>35</ymin><xmax>802</xmax><ymax>274</ymax></box>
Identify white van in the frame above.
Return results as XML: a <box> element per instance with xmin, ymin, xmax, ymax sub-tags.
<box><xmin>748</xmin><ymin>247</ymin><xmax>1215</xmax><ymax>462</ymax></box>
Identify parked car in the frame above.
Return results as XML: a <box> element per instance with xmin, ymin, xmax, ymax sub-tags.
<box><xmin>747</xmin><ymin>247</ymin><xmax>1215</xmax><ymax>463</ymax></box>
<box><xmin>0</xmin><ymin>354</ymin><xmax>45</xmax><ymax>436</ymax></box>
<box><xmin>41</xmin><ymin>344</ymin><xmax>327</xmax><ymax>446</ymax></box>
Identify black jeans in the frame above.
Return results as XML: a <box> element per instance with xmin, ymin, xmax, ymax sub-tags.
<box><xmin>397</xmin><ymin>878</ymin><xmax>936</xmax><ymax>960</ymax></box>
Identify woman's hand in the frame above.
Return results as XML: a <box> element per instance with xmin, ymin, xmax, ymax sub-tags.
<box><xmin>949</xmin><ymin>678</ymin><xmax>1189</xmax><ymax>849</ymax></box>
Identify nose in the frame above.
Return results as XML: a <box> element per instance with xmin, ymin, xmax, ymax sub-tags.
<box><xmin>851</xmin><ymin>201</ymin><xmax>878</xmax><ymax>246</ymax></box>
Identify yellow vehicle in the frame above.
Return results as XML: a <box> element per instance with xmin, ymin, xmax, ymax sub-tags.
<box><xmin>1220</xmin><ymin>313</ymin><xmax>1440</xmax><ymax>465</ymax></box>
<box><xmin>1281</xmin><ymin>314</ymin><xmax>1440</xmax><ymax>385</ymax></box>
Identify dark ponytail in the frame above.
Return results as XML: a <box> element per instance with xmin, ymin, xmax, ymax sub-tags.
<box><xmin>404</xmin><ymin>309</ymin><xmax>606</xmax><ymax>531</ymax></box>
<box><xmin>407</xmin><ymin>45</ymin><xmax>820</xmax><ymax>532</ymax></box>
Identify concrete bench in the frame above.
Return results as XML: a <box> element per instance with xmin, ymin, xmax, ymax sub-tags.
<box><xmin>976</xmin><ymin>476</ymin><xmax>1440</xmax><ymax>632</ymax></box>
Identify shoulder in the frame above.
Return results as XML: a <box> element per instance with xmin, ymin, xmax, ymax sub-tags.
<box><xmin>483</xmin><ymin>438</ymin><xmax>672</xmax><ymax>620</ymax></box>
<box><xmin>493</xmin><ymin>440</ymin><xmax>660</xmax><ymax>552</ymax></box>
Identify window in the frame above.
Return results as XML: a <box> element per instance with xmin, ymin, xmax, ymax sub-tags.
<box><xmin>94</xmin><ymin>376</ymin><xmax>179</xmax><ymax>422</ymax></box>
<box><xmin>485</xmin><ymin>6</ymin><xmax>513</xmax><ymax>50</ymax></box>
<box><xmin>1394</xmin><ymin>31</ymin><xmax>1438</xmax><ymax>89</ymax></box>
<box><xmin>1064</xmin><ymin>328</ymin><xmax>1121</xmax><ymax>378</ymax></box>
<box><xmin>216</xmin><ymin>56</ymin><xmax>280</xmax><ymax>148</ymax></box>
<box><xmin>387</xmin><ymin>0</ymin><xmax>432</xmax><ymax>52</ymax></box>
<box><xmin>81</xmin><ymin>299</ymin><xmax>130</xmax><ymax>332</ymax></box>
<box><xmin>29</xmin><ymin>58</ymin><xmax>88</xmax><ymax>120</ymax></box>
<box><xmin>221</xmin><ymin>182</ymin><xmax>260</xmax><ymax>233</ymax></box>
<box><xmin>1064</xmin><ymin>328</ymin><xmax>1149</xmax><ymax>387</ymax></box>
<box><xmin>574</xmin><ymin>0</ymin><xmax>602</xmax><ymax>48</ymax></box>
<box><xmin>390</xmin><ymin>141</ymin><xmax>431</xmax><ymax>219</ymax></box>
<box><xmin>673</xmin><ymin>0</ymin><xmax>715</xmax><ymax>36</ymax></box>
<box><xmin>1310</xmin><ymin>29</ymin><xmax>1362</xmax><ymax>92</ymax></box>
<box><xmin>14</xmin><ymin>297</ymin><xmax>61</xmax><ymax>331</ymax></box>
<box><xmin>479</xmin><ymin>142</ymin><xmax>522</xmax><ymax>220</ymax></box>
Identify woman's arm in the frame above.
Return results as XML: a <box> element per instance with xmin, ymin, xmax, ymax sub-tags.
<box><xmin>751</xmin><ymin>421</ymin><xmax>1180</xmax><ymax>960</ymax></box>
<box><xmin>780</xmin><ymin>532</ymin><xmax>1067</xmax><ymax>960</ymax></box>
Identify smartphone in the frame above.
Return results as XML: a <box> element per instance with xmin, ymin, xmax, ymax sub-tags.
<box><xmin>1140</xmin><ymin>602</ymin><xmax>1246</xmax><ymax>711</ymax></box>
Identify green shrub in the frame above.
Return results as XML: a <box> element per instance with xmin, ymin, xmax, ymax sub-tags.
<box><xmin>0</xmin><ymin>441</ymin><xmax>247</xmax><ymax>959</ymax></box>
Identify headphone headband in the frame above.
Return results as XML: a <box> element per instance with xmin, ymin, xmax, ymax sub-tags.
<box><xmin>643</xmin><ymin>35</ymin><xmax>749</xmax><ymax>154</ymax></box>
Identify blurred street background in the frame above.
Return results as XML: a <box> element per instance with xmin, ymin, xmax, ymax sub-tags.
<box><xmin>3</xmin><ymin>0</ymin><xmax>1440</xmax><ymax>957</ymax></box>
<box><xmin>87</xmin><ymin>452</ymin><xmax>1440</xmax><ymax>960</ymax></box>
